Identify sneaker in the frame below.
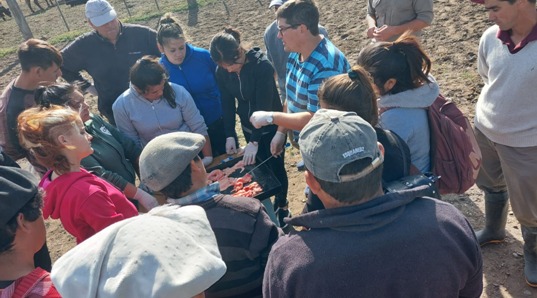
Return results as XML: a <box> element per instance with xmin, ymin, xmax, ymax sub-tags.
<box><xmin>296</xmin><ymin>159</ymin><xmax>305</xmax><ymax>171</ymax></box>
<box><xmin>275</xmin><ymin>207</ymin><xmax>292</xmax><ymax>232</ymax></box>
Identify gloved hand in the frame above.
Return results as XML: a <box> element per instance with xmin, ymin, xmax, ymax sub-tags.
<box><xmin>270</xmin><ymin>131</ymin><xmax>286</xmax><ymax>156</ymax></box>
<box><xmin>226</xmin><ymin>137</ymin><xmax>237</xmax><ymax>155</ymax></box>
<box><xmin>243</xmin><ymin>142</ymin><xmax>258</xmax><ymax>165</ymax></box>
<box><xmin>202</xmin><ymin>156</ymin><xmax>213</xmax><ymax>167</ymax></box>
<box><xmin>134</xmin><ymin>188</ymin><xmax>159</xmax><ymax>210</ymax></box>
<box><xmin>250</xmin><ymin>111</ymin><xmax>274</xmax><ymax>129</ymax></box>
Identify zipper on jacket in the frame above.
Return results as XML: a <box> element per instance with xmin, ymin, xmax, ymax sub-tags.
<box><xmin>237</xmin><ymin>73</ymin><xmax>252</xmax><ymax>118</ymax></box>
<box><xmin>151</xmin><ymin>102</ymin><xmax>163</xmax><ymax>133</ymax></box>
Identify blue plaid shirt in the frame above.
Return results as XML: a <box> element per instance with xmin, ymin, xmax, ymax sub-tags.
<box><xmin>167</xmin><ymin>182</ymin><xmax>221</xmax><ymax>205</ymax></box>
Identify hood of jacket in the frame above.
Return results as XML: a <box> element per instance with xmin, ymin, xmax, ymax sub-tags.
<box><xmin>245</xmin><ymin>47</ymin><xmax>268</xmax><ymax>65</ymax></box>
<box><xmin>288</xmin><ymin>186</ymin><xmax>435</xmax><ymax>231</ymax></box>
<box><xmin>378</xmin><ymin>75</ymin><xmax>439</xmax><ymax>109</ymax></box>
<box><xmin>41</xmin><ymin>169</ymin><xmax>95</xmax><ymax>220</ymax></box>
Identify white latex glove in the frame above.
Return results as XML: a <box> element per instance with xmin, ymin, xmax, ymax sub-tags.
<box><xmin>250</xmin><ymin>111</ymin><xmax>274</xmax><ymax>129</ymax></box>
<box><xmin>270</xmin><ymin>131</ymin><xmax>286</xmax><ymax>156</ymax></box>
<box><xmin>134</xmin><ymin>188</ymin><xmax>159</xmax><ymax>210</ymax></box>
<box><xmin>85</xmin><ymin>85</ymin><xmax>98</xmax><ymax>96</ymax></box>
<box><xmin>202</xmin><ymin>156</ymin><xmax>213</xmax><ymax>167</ymax></box>
<box><xmin>226</xmin><ymin>137</ymin><xmax>237</xmax><ymax>155</ymax></box>
<box><xmin>242</xmin><ymin>142</ymin><xmax>258</xmax><ymax>165</ymax></box>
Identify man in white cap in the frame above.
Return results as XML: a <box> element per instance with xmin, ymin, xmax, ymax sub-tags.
<box><xmin>139</xmin><ymin>132</ymin><xmax>280</xmax><ymax>298</ymax></box>
<box><xmin>51</xmin><ymin>205</ymin><xmax>227</xmax><ymax>298</ymax></box>
<box><xmin>60</xmin><ymin>0</ymin><xmax>160</xmax><ymax>124</ymax></box>
<box><xmin>263</xmin><ymin>109</ymin><xmax>483</xmax><ymax>297</ymax></box>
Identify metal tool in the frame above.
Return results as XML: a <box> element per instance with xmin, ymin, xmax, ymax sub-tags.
<box><xmin>241</xmin><ymin>155</ymin><xmax>274</xmax><ymax>176</ymax></box>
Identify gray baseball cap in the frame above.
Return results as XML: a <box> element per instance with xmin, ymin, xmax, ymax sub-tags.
<box><xmin>299</xmin><ymin>109</ymin><xmax>383</xmax><ymax>183</ymax></box>
<box><xmin>140</xmin><ymin>132</ymin><xmax>206</xmax><ymax>192</ymax></box>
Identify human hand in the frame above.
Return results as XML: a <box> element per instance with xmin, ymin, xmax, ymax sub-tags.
<box><xmin>242</xmin><ymin>142</ymin><xmax>258</xmax><ymax>165</ymax></box>
<box><xmin>270</xmin><ymin>131</ymin><xmax>286</xmax><ymax>156</ymax></box>
<box><xmin>202</xmin><ymin>156</ymin><xmax>213</xmax><ymax>167</ymax></box>
<box><xmin>365</xmin><ymin>27</ymin><xmax>375</xmax><ymax>38</ymax></box>
<box><xmin>226</xmin><ymin>137</ymin><xmax>237</xmax><ymax>155</ymax></box>
<box><xmin>134</xmin><ymin>188</ymin><xmax>159</xmax><ymax>210</ymax></box>
<box><xmin>250</xmin><ymin>111</ymin><xmax>274</xmax><ymax>129</ymax></box>
<box><xmin>85</xmin><ymin>85</ymin><xmax>98</xmax><ymax>96</ymax></box>
<box><xmin>372</xmin><ymin>25</ymin><xmax>397</xmax><ymax>42</ymax></box>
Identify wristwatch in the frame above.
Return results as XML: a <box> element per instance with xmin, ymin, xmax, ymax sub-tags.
<box><xmin>267</xmin><ymin>112</ymin><xmax>274</xmax><ymax>124</ymax></box>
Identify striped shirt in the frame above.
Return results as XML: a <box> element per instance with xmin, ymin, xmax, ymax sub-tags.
<box><xmin>286</xmin><ymin>38</ymin><xmax>350</xmax><ymax>114</ymax></box>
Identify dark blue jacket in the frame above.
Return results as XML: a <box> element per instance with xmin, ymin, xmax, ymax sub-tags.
<box><xmin>160</xmin><ymin>44</ymin><xmax>223</xmax><ymax>125</ymax></box>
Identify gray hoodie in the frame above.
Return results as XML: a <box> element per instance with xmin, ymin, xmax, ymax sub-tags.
<box><xmin>378</xmin><ymin>76</ymin><xmax>440</xmax><ymax>172</ymax></box>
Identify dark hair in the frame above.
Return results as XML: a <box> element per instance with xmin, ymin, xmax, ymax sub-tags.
<box><xmin>309</xmin><ymin>159</ymin><xmax>383</xmax><ymax>204</ymax></box>
<box><xmin>318</xmin><ymin>66</ymin><xmax>378</xmax><ymax>126</ymax></box>
<box><xmin>18</xmin><ymin>39</ymin><xmax>63</xmax><ymax>72</ymax></box>
<box><xmin>356</xmin><ymin>33</ymin><xmax>431</xmax><ymax>95</ymax></box>
<box><xmin>276</xmin><ymin>0</ymin><xmax>320</xmax><ymax>36</ymax></box>
<box><xmin>160</xmin><ymin>157</ymin><xmax>200</xmax><ymax>197</ymax></box>
<box><xmin>0</xmin><ymin>189</ymin><xmax>44</xmax><ymax>254</ymax></box>
<box><xmin>130</xmin><ymin>56</ymin><xmax>176</xmax><ymax>108</ymax></box>
<box><xmin>157</xmin><ymin>13</ymin><xmax>187</xmax><ymax>46</ymax></box>
<box><xmin>35</xmin><ymin>83</ymin><xmax>77</xmax><ymax>108</ymax></box>
<box><xmin>209</xmin><ymin>27</ymin><xmax>245</xmax><ymax>65</ymax></box>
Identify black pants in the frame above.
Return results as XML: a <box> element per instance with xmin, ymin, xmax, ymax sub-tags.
<box><xmin>243</xmin><ymin>129</ymin><xmax>288</xmax><ymax>208</ymax></box>
<box><xmin>34</xmin><ymin>242</ymin><xmax>52</xmax><ymax>271</ymax></box>
<box><xmin>208</xmin><ymin>118</ymin><xmax>227</xmax><ymax>157</ymax></box>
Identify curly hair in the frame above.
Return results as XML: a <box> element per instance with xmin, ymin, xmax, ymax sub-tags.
<box><xmin>17</xmin><ymin>106</ymin><xmax>81</xmax><ymax>174</ymax></box>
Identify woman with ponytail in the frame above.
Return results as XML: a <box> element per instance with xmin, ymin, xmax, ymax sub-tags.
<box><xmin>302</xmin><ymin>65</ymin><xmax>412</xmax><ymax>213</ymax></box>
<box><xmin>34</xmin><ymin>83</ymin><xmax>157</xmax><ymax>211</ymax></box>
<box><xmin>112</xmin><ymin>56</ymin><xmax>214</xmax><ymax>166</ymax></box>
<box><xmin>357</xmin><ymin>33</ymin><xmax>438</xmax><ymax>173</ymax></box>
<box><xmin>17</xmin><ymin>106</ymin><xmax>138</xmax><ymax>243</ymax></box>
<box><xmin>157</xmin><ymin>13</ymin><xmax>227</xmax><ymax>156</ymax></box>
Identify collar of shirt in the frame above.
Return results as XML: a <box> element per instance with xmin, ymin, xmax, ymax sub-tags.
<box><xmin>167</xmin><ymin>182</ymin><xmax>221</xmax><ymax>205</ymax></box>
<box><xmin>497</xmin><ymin>21</ymin><xmax>537</xmax><ymax>54</ymax></box>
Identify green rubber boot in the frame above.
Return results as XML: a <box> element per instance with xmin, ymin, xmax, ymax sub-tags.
<box><xmin>522</xmin><ymin>226</ymin><xmax>537</xmax><ymax>287</ymax></box>
<box><xmin>475</xmin><ymin>191</ymin><xmax>509</xmax><ymax>246</ymax></box>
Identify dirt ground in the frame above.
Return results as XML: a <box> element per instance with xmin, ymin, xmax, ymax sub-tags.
<box><xmin>1</xmin><ymin>0</ymin><xmax>536</xmax><ymax>296</ymax></box>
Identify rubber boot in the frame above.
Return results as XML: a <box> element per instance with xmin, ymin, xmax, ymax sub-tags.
<box><xmin>522</xmin><ymin>226</ymin><xmax>537</xmax><ymax>287</ymax></box>
<box><xmin>475</xmin><ymin>191</ymin><xmax>509</xmax><ymax>246</ymax></box>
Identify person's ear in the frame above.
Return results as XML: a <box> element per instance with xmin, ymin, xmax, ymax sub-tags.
<box><xmin>16</xmin><ymin>213</ymin><xmax>30</xmax><ymax>233</ymax></box>
<box><xmin>157</xmin><ymin>43</ymin><xmax>164</xmax><ymax>53</ymax></box>
<box><xmin>57</xmin><ymin>134</ymin><xmax>69</xmax><ymax>146</ymax></box>
<box><xmin>191</xmin><ymin>159</ymin><xmax>203</xmax><ymax>173</ymax></box>
<box><xmin>383</xmin><ymin>78</ymin><xmax>397</xmax><ymax>93</ymax></box>
<box><xmin>304</xmin><ymin>170</ymin><xmax>321</xmax><ymax>195</ymax></box>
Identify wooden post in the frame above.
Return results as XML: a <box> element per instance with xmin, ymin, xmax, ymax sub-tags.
<box><xmin>54</xmin><ymin>0</ymin><xmax>70</xmax><ymax>32</ymax></box>
<box><xmin>121</xmin><ymin>0</ymin><xmax>131</xmax><ymax>17</ymax></box>
<box><xmin>5</xmin><ymin>0</ymin><xmax>33</xmax><ymax>40</ymax></box>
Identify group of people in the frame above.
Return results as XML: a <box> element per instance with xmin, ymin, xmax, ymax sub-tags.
<box><xmin>1</xmin><ymin>0</ymin><xmax>537</xmax><ymax>296</ymax></box>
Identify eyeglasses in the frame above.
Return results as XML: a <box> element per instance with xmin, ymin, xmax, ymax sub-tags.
<box><xmin>278</xmin><ymin>24</ymin><xmax>298</xmax><ymax>35</ymax></box>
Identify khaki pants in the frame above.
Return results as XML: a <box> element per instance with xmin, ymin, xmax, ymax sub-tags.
<box><xmin>475</xmin><ymin>128</ymin><xmax>537</xmax><ymax>227</ymax></box>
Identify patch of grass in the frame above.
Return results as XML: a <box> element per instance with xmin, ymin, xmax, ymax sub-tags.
<box><xmin>49</xmin><ymin>30</ymin><xmax>86</xmax><ymax>45</ymax></box>
<box><xmin>0</xmin><ymin>47</ymin><xmax>17</xmax><ymax>59</ymax></box>
<box><xmin>124</xmin><ymin>0</ymin><xmax>216</xmax><ymax>23</ymax></box>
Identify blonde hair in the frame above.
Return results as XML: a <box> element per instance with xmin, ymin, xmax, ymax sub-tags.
<box><xmin>18</xmin><ymin>106</ymin><xmax>81</xmax><ymax>174</ymax></box>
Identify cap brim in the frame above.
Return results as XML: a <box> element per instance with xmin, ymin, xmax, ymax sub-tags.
<box><xmin>89</xmin><ymin>9</ymin><xmax>117</xmax><ymax>27</ymax></box>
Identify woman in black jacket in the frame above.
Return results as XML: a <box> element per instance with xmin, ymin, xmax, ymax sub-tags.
<box><xmin>210</xmin><ymin>28</ymin><xmax>289</xmax><ymax>229</ymax></box>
